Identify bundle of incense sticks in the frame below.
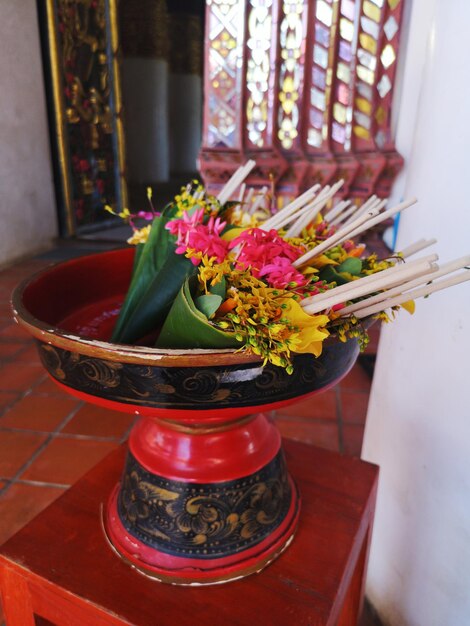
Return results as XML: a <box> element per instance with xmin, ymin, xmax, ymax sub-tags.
<box><xmin>216</xmin><ymin>162</ymin><xmax>470</xmax><ymax>322</ymax></box>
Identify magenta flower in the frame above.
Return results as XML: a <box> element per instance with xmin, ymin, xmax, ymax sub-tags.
<box><xmin>168</xmin><ymin>211</ymin><xmax>228</xmax><ymax>265</ymax></box>
<box><xmin>229</xmin><ymin>228</ymin><xmax>307</xmax><ymax>287</ymax></box>
<box><xmin>258</xmin><ymin>256</ymin><xmax>309</xmax><ymax>289</ymax></box>
<box><xmin>166</xmin><ymin>208</ymin><xmax>205</xmax><ymax>247</ymax></box>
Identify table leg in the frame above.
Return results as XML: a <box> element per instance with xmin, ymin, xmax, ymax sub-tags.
<box><xmin>0</xmin><ymin>562</ymin><xmax>36</xmax><ymax>626</ymax></box>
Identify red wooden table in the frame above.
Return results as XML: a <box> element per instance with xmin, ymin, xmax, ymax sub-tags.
<box><xmin>0</xmin><ymin>440</ymin><xmax>378</xmax><ymax>626</ymax></box>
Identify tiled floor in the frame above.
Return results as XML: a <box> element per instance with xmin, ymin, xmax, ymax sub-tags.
<box><xmin>0</xmin><ymin>251</ymin><xmax>381</xmax><ymax>625</ymax></box>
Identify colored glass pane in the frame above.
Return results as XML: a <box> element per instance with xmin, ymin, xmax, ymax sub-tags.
<box><xmin>359</xmin><ymin>32</ymin><xmax>378</xmax><ymax>54</ymax></box>
<box><xmin>377</xmin><ymin>74</ymin><xmax>392</xmax><ymax>97</ymax></box>
<box><xmin>357</xmin><ymin>82</ymin><xmax>373</xmax><ymax>99</ymax></box>
<box><xmin>317</xmin><ymin>0</ymin><xmax>333</xmax><ymax>26</ymax></box>
<box><xmin>308</xmin><ymin>128</ymin><xmax>323</xmax><ymax>147</ymax></box>
<box><xmin>334</xmin><ymin>102</ymin><xmax>347</xmax><ymax>124</ymax></box>
<box><xmin>358</xmin><ymin>48</ymin><xmax>377</xmax><ymax>70</ymax></box>
<box><xmin>311</xmin><ymin>87</ymin><xmax>326</xmax><ymax>111</ymax></box>
<box><xmin>356</xmin><ymin>97</ymin><xmax>372</xmax><ymax>114</ymax></box>
<box><xmin>361</xmin><ymin>16</ymin><xmax>380</xmax><ymax>39</ymax></box>
<box><xmin>338</xmin><ymin>82</ymin><xmax>349</xmax><ymax>105</ymax></box>
<box><xmin>340</xmin><ymin>17</ymin><xmax>354</xmax><ymax>42</ymax></box>
<box><xmin>354</xmin><ymin>125</ymin><xmax>370</xmax><ymax>139</ymax></box>
<box><xmin>357</xmin><ymin>65</ymin><xmax>375</xmax><ymax>85</ymax></box>
<box><xmin>340</xmin><ymin>0</ymin><xmax>355</xmax><ymax>20</ymax></box>
<box><xmin>354</xmin><ymin>110</ymin><xmax>371</xmax><ymax>129</ymax></box>
<box><xmin>337</xmin><ymin>62</ymin><xmax>351</xmax><ymax>83</ymax></box>
<box><xmin>314</xmin><ymin>45</ymin><xmax>329</xmax><ymax>69</ymax></box>
<box><xmin>313</xmin><ymin>67</ymin><xmax>326</xmax><ymax>89</ymax></box>
<box><xmin>384</xmin><ymin>15</ymin><xmax>399</xmax><ymax>40</ymax></box>
<box><xmin>315</xmin><ymin>23</ymin><xmax>330</xmax><ymax>47</ymax></box>
<box><xmin>310</xmin><ymin>108</ymin><xmax>324</xmax><ymax>129</ymax></box>
<box><xmin>381</xmin><ymin>43</ymin><xmax>396</xmax><ymax>68</ymax></box>
<box><xmin>332</xmin><ymin>121</ymin><xmax>346</xmax><ymax>144</ymax></box>
<box><xmin>339</xmin><ymin>40</ymin><xmax>352</xmax><ymax>62</ymax></box>
<box><xmin>363</xmin><ymin>0</ymin><xmax>381</xmax><ymax>23</ymax></box>
<box><xmin>375</xmin><ymin>105</ymin><xmax>386</xmax><ymax>124</ymax></box>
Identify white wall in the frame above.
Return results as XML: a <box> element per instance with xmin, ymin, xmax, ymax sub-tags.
<box><xmin>363</xmin><ymin>0</ymin><xmax>470</xmax><ymax>624</ymax></box>
<box><xmin>0</xmin><ymin>1</ymin><xmax>57</xmax><ymax>266</ymax></box>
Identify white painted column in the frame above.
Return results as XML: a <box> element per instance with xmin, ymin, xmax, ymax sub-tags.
<box><xmin>0</xmin><ymin>0</ymin><xmax>57</xmax><ymax>265</ymax></box>
<box><xmin>362</xmin><ymin>1</ymin><xmax>470</xmax><ymax>625</ymax></box>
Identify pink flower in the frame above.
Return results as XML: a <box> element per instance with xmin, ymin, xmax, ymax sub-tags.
<box><xmin>166</xmin><ymin>208</ymin><xmax>205</xmax><ymax>247</ymax></box>
<box><xmin>258</xmin><ymin>257</ymin><xmax>309</xmax><ymax>289</ymax></box>
<box><xmin>229</xmin><ymin>228</ymin><xmax>307</xmax><ymax>287</ymax></box>
<box><xmin>168</xmin><ymin>211</ymin><xmax>228</xmax><ymax>265</ymax></box>
<box><xmin>137</xmin><ymin>210</ymin><xmax>158</xmax><ymax>220</ymax></box>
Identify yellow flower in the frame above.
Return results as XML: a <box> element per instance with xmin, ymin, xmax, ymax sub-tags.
<box><xmin>400</xmin><ymin>300</ymin><xmax>415</xmax><ymax>314</ymax></box>
<box><xmin>279</xmin><ymin>298</ymin><xmax>329</xmax><ymax>357</ymax></box>
<box><xmin>127</xmin><ymin>225</ymin><xmax>151</xmax><ymax>245</ymax></box>
<box><xmin>118</xmin><ymin>208</ymin><xmax>131</xmax><ymax>219</ymax></box>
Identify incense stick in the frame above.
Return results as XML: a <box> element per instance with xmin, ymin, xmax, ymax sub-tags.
<box><xmin>217</xmin><ymin>160</ymin><xmax>256</xmax><ymax>205</ymax></box>
<box><xmin>354</xmin><ymin>271</ymin><xmax>470</xmax><ymax>319</ymax></box>
<box><xmin>323</xmin><ymin>199</ymin><xmax>351</xmax><ymax>223</ymax></box>
<box><xmin>300</xmin><ymin>253</ymin><xmax>440</xmax><ymax>308</ymax></box>
<box><xmin>399</xmin><ymin>238</ymin><xmax>437</xmax><ymax>258</ymax></box>
<box><xmin>302</xmin><ymin>260</ymin><xmax>438</xmax><ymax>315</ymax></box>
<box><xmin>293</xmin><ymin>204</ymin><xmax>382</xmax><ymax>267</ymax></box>
<box><xmin>338</xmin><ymin>255</ymin><xmax>470</xmax><ymax>316</ymax></box>
<box><xmin>261</xmin><ymin>184</ymin><xmax>321</xmax><ymax>231</ymax></box>
<box><xmin>286</xmin><ymin>180</ymin><xmax>345</xmax><ymax>237</ymax></box>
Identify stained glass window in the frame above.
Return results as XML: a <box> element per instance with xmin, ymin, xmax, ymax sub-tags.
<box><xmin>201</xmin><ymin>0</ymin><xmax>406</xmax><ymax>199</ymax></box>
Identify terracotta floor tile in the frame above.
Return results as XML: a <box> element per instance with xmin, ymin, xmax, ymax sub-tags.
<box><xmin>0</xmin><ymin>394</ymin><xmax>79</xmax><ymax>432</ymax></box>
<box><xmin>0</xmin><ymin>342</ymin><xmax>25</xmax><ymax>360</ymax></box>
<box><xmin>0</xmin><ymin>362</ymin><xmax>44</xmax><ymax>391</ymax></box>
<box><xmin>0</xmin><ymin>480</ymin><xmax>8</xmax><ymax>490</ymax></box>
<box><xmin>33</xmin><ymin>376</ymin><xmax>68</xmax><ymax>396</ymax></box>
<box><xmin>0</xmin><ymin>483</ymin><xmax>65</xmax><ymax>546</ymax></box>
<box><xmin>61</xmin><ymin>404</ymin><xmax>134</xmax><ymax>439</ymax></box>
<box><xmin>0</xmin><ymin>322</ymin><xmax>32</xmax><ymax>342</ymax></box>
<box><xmin>20</xmin><ymin>437</ymin><xmax>118</xmax><ymax>485</ymax></box>
<box><xmin>275</xmin><ymin>416</ymin><xmax>340</xmax><ymax>451</ymax></box>
<box><xmin>340</xmin><ymin>364</ymin><xmax>372</xmax><ymax>392</ymax></box>
<box><xmin>364</xmin><ymin>324</ymin><xmax>381</xmax><ymax>355</ymax></box>
<box><xmin>0</xmin><ymin>431</ymin><xmax>47</xmax><ymax>478</ymax></box>
<box><xmin>0</xmin><ymin>391</ymin><xmax>20</xmax><ymax>413</ymax></box>
<box><xmin>14</xmin><ymin>343</ymin><xmax>42</xmax><ymax>364</ymax></box>
<box><xmin>275</xmin><ymin>390</ymin><xmax>337</xmax><ymax>421</ymax></box>
<box><xmin>342</xmin><ymin>425</ymin><xmax>365</xmax><ymax>457</ymax></box>
<box><xmin>340</xmin><ymin>391</ymin><xmax>370</xmax><ymax>424</ymax></box>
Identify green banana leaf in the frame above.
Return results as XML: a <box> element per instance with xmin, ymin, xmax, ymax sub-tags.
<box><xmin>115</xmin><ymin>252</ymin><xmax>195</xmax><ymax>344</ymax></box>
<box><xmin>319</xmin><ymin>257</ymin><xmax>363</xmax><ymax>286</ymax></box>
<box><xmin>112</xmin><ymin>216</ymin><xmax>175</xmax><ymax>342</ymax></box>
<box><xmin>156</xmin><ymin>277</ymin><xmax>240</xmax><ymax>349</ymax></box>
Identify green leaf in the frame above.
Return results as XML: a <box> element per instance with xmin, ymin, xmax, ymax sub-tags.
<box><xmin>131</xmin><ymin>243</ymin><xmax>144</xmax><ymax>277</ymax></box>
<box><xmin>195</xmin><ymin>294</ymin><xmax>223</xmax><ymax>319</ymax></box>
<box><xmin>209</xmin><ymin>276</ymin><xmax>226</xmax><ymax>299</ymax></box>
<box><xmin>156</xmin><ymin>278</ymin><xmax>240</xmax><ymax>349</ymax></box>
<box><xmin>115</xmin><ymin>252</ymin><xmax>195</xmax><ymax>344</ymax></box>
<box><xmin>319</xmin><ymin>265</ymin><xmax>349</xmax><ymax>286</ymax></box>
<box><xmin>337</xmin><ymin>257</ymin><xmax>362</xmax><ymax>275</ymax></box>
<box><xmin>112</xmin><ymin>216</ymin><xmax>174</xmax><ymax>342</ymax></box>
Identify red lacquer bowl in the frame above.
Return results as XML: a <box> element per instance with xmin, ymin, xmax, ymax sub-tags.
<box><xmin>12</xmin><ymin>248</ymin><xmax>360</xmax><ymax>585</ymax></box>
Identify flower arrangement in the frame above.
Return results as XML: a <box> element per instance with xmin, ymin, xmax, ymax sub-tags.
<box><xmin>106</xmin><ymin>161</ymin><xmax>470</xmax><ymax>372</ymax></box>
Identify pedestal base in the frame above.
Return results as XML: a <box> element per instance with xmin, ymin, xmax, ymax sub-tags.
<box><xmin>104</xmin><ymin>414</ymin><xmax>301</xmax><ymax>585</ymax></box>
<box><xmin>104</xmin><ymin>478</ymin><xmax>300</xmax><ymax>585</ymax></box>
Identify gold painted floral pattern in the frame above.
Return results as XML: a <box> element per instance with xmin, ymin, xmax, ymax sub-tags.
<box><xmin>36</xmin><ymin>340</ymin><xmax>359</xmax><ymax>410</ymax></box>
<box><xmin>118</xmin><ymin>451</ymin><xmax>292</xmax><ymax>557</ymax></box>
